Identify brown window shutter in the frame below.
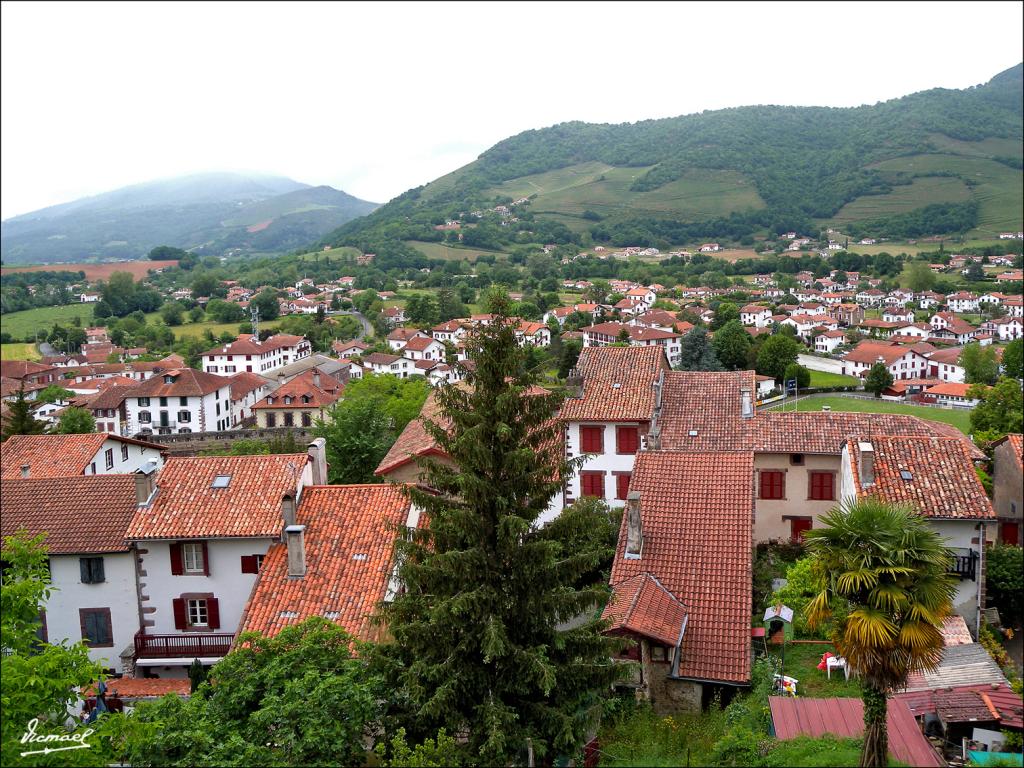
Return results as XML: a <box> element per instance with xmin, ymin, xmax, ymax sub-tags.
<box><xmin>169</xmin><ymin>543</ymin><xmax>183</xmax><ymax>575</ymax></box>
<box><xmin>201</xmin><ymin>541</ymin><xmax>210</xmax><ymax>576</ymax></box>
<box><xmin>172</xmin><ymin>598</ymin><xmax>187</xmax><ymax>629</ymax></box>
<box><xmin>207</xmin><ymin>598</ymin><xmax>221</xmax><ymax>630</ymax></box>
<box><xmin>240</xmin><ymin>555</ymin><xmax>257</xmax><ymax>574</ymax></box>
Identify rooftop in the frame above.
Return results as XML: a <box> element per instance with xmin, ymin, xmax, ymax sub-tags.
<box><xmin>560</xmin><ymin>346</ymin><xmax>668</xmax><ymax>423</ymax></box>
<box><xmin>1</xmin><ymin>433</ymin><xmax>164</xmax><ymax>480</ymax></box>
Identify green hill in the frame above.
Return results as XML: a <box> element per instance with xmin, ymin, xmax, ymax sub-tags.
<box><xmin>321</xmin><ymin>64</ymin><xmax>1022</xmax><ymax>251</ymax></box>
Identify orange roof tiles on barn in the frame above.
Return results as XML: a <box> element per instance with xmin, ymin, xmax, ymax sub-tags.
<box><xmin>126</xmin><ymin>454</ymin><xmax>309</xmax><ymax>540</ymax></box>
<box><xmin>560</xmin><ymin>346</ymin><xmax>668</xmax><ymax>423</ymax></box>
<box><xmin>848</xmin><ymin>436</ymin><xmax>994</xmax><ymax>519</ymax></box>
<box><xmin>608</xmin><ymin>451</ymin><xmax>754</xmax><ymax>684</ymax></box>
<box><xmin>1</xmin><ymin>476</ymin><xmax>140</xmax><ymax>553</ymax></box>
<box><xmin>237</xmin><ymin>484</ymin><xmax>416</xmax><ymax>640</ymax></box>
<box><xmin>0</xmin><ymin>433</ymin><xmax>165</xmax><ymax>480</ymax></box>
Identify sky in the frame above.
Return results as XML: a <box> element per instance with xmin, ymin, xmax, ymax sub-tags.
<box><xmin>2</xmin><ymin>1</ymin><xmax>1022</xmax><ymax>220</ymax></box>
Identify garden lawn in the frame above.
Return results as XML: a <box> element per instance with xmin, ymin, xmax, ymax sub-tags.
<box><xmin>0</xmin><ymin>343</ymin><xmax>41</xmax><ymax>361</ymax></box>
<box><xmin>765</xmin><ymin>642</ymin><xmax>861</xmax><ymax>698</ymax></box>
<box><xmin>807</xmin><ymin>370</ymin><xmax>860</xmax><ymax>388</ymax></box>
<box><xmin>1</xmin><ymin>304</ymin><xmax>100</xmax><ymax>338</ymax></box>
<box><xmin>768</xmin><ymin>395</ymin><xmax>972</xmax><ymax>434</ymax></box>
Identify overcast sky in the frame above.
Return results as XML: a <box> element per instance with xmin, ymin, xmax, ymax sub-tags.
<box><xmin>2</xmin><ymin>1</ymin><xmax>1022</xmax><ymax>220</ymax></box>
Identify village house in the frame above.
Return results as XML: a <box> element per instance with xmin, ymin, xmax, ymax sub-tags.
<box><xmin>430</xmin><ymin>320</ymin><xmax>469</xmax><ymax>344</ymax></box>
<box><xmin>882</xmin><ymin>309</ymin><xmax>916</xmax><ymax>324</ymax></box>
<box><xmin>227</xmin><ymin>371</ymin><xmax>275</xmax><ymax>427</ymax></box>
<box><xmin>828</xmin><ymin>303</ymin><xmax>865</xmax><ymax>327</ymax></box>
<box><xmin>855</xmin><ymin>288</ymin><xmax>885</xmax><ymax>307</ymax></box>
<box><xmin>332</xmin><ymin>339</ymin><xmax>370</xmax><ymax>358</ymax></box>
<box><xmin>923</xmin><ymin>382</ymin><xmax>984</xmax><ymax>408</ymax></box>
<box><xmin>923</xmin><ymin>347</ymin><xmax>966</xmax><ymax>383</ymax></box>
<box><xmin>356</xmin><ymin>352</ymin><xmax>413</xmax><ymax>378</ymax></box>
<box><xmin>252</xmin><ymin>368</ymin><xmax>342</xmax><ymax>428</ymax></box>
<box><xmin>981</xmin><ymin>316</ymin><xmax>1024</xmax><ymax>342</ymax></box>
<box><xmin>71</xmin><ymin>384</ymin><xmax>138</xmax><ymax>435</ymax></box>
<box><xmin>780</xmin><ymin>313</ymin><xmax>838</xmax><ymax>340</ymax></box>
<box><xmin>814</xmin><ymin>329</ymin><xmax>847</xmax><ymax>354</ymax></box>
<box><xmin>124</xmin><ymin>368</ymin><xmax>234</xmax><ymax>435</ymax></box>
<box><xmin>1</xmin><ymin>432</ymin><xmax>166</xmax><ymax>479</ymax></box>
<box><xmin>841</xmin><ymin>341</ymin><xmax>930</xmax><ymax>380</ymax></box>
<box><xmin>515</xmin><ymin>321</ymin><xmax>552</xmax><ymax>347</ymax></box>
<box><xmin>200</xmin><ymin>333</ymin><xmax>310</xmax><ymax>375</ymax></box>
<box><xmin>740</xmin><ymin>304</ymin><xmax>773</xmax><ymax>328</ymax></box>
<box><xmin>991</xmin><ymin>434</ymin><xmax>1022</xmax><ymax>545</ymax></box>
<box><xmin>580</xmin><ymin>322</ymin><xmax>682</xmax><ymax>367</ymax></box>
<box><xmin>124</xmin><ymin>446</ymin><xmax>322</xmax><ymax>677</ymax></box>
<box><xmin>929</xmin><ymin>313</ymin><xmax>978</xmax><ymax>345</ymax></box>
<box><xmin>946</xmin><ymin>292</ymin><xmax>981</xmax><ymax>314</ymax></box>
<box><xmin>387</xmin><ymin>327</ymin><xmax>430</xmax><ymax>351</ymax></box>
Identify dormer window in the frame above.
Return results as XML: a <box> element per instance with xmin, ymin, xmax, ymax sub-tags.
<box><xmin>302</xmin><ymin>395</ymin><xmax>310</xmax><ymax>404</ymax></box>
<box><xmin>284</xmin><ymin>396</ymin><xmax>293</xmax><ymax>405</ymax></box>
<box><xmin>267</xmin><ymin>396</ymin><xmax>274</xmax><ymax>405</ymax></box>
<box><xmin>163</xmin><ymin>375</ymin><xmax>175</xmax><ymax>384</ymax></box>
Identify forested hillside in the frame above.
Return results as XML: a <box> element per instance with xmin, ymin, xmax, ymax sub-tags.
<box><xmin>321</xmin><ymin>64</ymin><xmax>1022</xmax><ymax>252</ymax></box>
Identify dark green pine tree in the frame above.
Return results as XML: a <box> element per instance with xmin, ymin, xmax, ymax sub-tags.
<box><xmin>2</xmin><ymin>386</ymin><xmax>47</xmax><ymax>441</ymax></box>
<box><xmin>375</xmin><ymin>299</ymin><xmax>622</xmax><ymax>765</ymax></box>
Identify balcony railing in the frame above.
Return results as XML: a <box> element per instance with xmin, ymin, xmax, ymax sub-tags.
<box><xmin>133</xmin><ymin>631</ymin><xmax>234</xmax><ymax>659</ymax></box>
<box><xmin>949</xmin><ymin>548</ymin><xmax>978</xmax><ymax>581</ymax></box>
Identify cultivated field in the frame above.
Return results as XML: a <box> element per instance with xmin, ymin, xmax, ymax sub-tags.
<box><xmin>768</xmin><ymin>395</ymin><xmax>972</xmax><ymax>434</ymax></box>
<box><xmin>404</xmin><ymin>240</ymin><xmax>508</xmax><ymax>262</ymax></box>
<box><xmin>830</xmin><ymin>176</ymin><xmax>972</xmax><ymax>223</ymax></box>
<box><xmin>0</xmin><ymin>260</ymin><xmax>179</xmax><ymax>281</ymax></box>
<box><xmin>2</xmin><ymin>304</ymin><xmax>102</xmax><ymax>338</ymax></box>
<box><xmin>0</xmin><ymin>343</ymin><xmax>41</xmax><ymax>361</ymax></box>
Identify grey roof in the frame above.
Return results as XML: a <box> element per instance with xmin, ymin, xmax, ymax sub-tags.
<box><xmin>272</xmin><ymin>354</ymin><xmax>346</xmax><ymax>381</ymax></box>
<box><xmin>902</xmin><ymin>642</ymin><xmax>1009</xmax><ymax>692</ymax></box>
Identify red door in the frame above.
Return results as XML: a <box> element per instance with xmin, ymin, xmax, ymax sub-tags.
<box><xmin>790</xmin><ymin>518</ymin><xmax>812</xmax><ymax>542</ymax></box>
<box><xmin>1001</xmin><ymin>521</ymin><xmax>1020</xmax><ymax>545</ymax></box>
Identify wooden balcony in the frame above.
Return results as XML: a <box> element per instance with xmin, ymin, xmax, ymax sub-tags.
<box><xmin>133</xmin><ymin>631</ymin><xmax>234</xmax><ymax>659</ymax></box>
<box><xmin>949</xmin><ymin>548</ymin><xmax>978</xmax><ymax>581</ymax></box>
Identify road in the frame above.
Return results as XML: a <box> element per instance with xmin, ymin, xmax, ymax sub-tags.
<box><xmin>333</xmin><ymin>310</ymin><xmax>372</xmax><ymax>339</ymax></box>
<box><xmin>797</xmin><ymin>353</ymin><xmax>845</xmax><ymax>375</ymax></box>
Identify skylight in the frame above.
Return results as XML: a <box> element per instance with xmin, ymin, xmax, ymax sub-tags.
<box><xmin>900</xmin><ymin>470</ymin><xmax>913</xmax><ymax>481</ymax></box>
<box><xmin>211</xmin><ymin>475</ymin><xmax>231</xmax><ymax>488</ymax></box>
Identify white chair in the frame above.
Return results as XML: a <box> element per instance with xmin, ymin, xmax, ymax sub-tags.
<box><xmin>826</xmin><ymin>656</ymin><xmax>849</xmax><ymax>680</ymax></box>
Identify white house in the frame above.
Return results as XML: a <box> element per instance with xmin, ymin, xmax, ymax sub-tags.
<box><xmin>946</xmin><ymin>292</ymin><xmax>981</xmax><ymax>314</ymax></box>
<box><xmin>982</xmin><ymin>316</ymin><xmax>1024</xmax><ymax>342</ymax></box>
<box><xmin>740</xmin><ymin>305</ymin><xmax>773</xmax><ymax>328</ymax></box>
<box><xmin>581</xmin><ymin>322</ymin><xmax>682</xmax><ymax>367</ymax></box>
<box><xmin>124</xmin><ymin>446</ymin><xmax>321</xmax><ymax>677</ymax></box>
<box><xmin>841</xmin><ymin>341</ymin><xmax>930</xmax><ymax>380</ymax></box>
<box><xmin>0</xmin><ymin>432</ymin><xmax>166</xmax><ymax>478</ymax></box>
<box><xmin>124</xmin><ymin>368</ymin><xmax>233</xmax><ymax>435</ymax></box>
<box><xmin>0</xmin><ymin>472</ymin><xmax>158</xmax><ymax>673</ymax></box>
<box><xmin>200</xmin><ymin>334</ymin><xmax>311</xmax><ymax>375</ymax></box>
<box><xmin>924</xmin><ymin>347</ymin><xmax>966</xmax><ymax>383</ymax></box>
<box><xmin>814</xmin><ymin>330</ymin><xmax>847</xmax><ymax>354</ymax></box>
<box><xmin>882</xmin><ymin>309</ymin><xmax>915</xmax><ymax>324</ymax></box>
<box><xmin>401</xmin><ymin>336</ymin><xmax>447</xmax><ymax>361</ymax></box>
<box><xmin>515</xmin><ymin>321</ymin><xmax>552</xmax><ymax>347</ymax></box>
<box><xmin>359</xmin><ymin>353</ymin><xmax>414</xmax><ymax>378</ymax></box>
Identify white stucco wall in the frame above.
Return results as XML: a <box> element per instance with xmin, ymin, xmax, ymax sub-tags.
<box><xmin>44</xmin><ymin>552</ymin><xmax>139</xmax><ymax>672</ymax></box>
<box><xmin>565</xmin><ymin>421</ymin><xmax>644</xmax><ymax>507</ymax></box>
<box><xmin>80</xmin><ymin>438</ymin><xmax>164</xmax><ymax>475</ymax></box>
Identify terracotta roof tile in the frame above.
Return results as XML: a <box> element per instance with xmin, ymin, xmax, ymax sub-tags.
<box><xmin>0</xmin><ymin>476</ymin><xmax>139</xmax><ymax>553</ymax></box>
<box><xmin>657</xmin><ymin>370</ymin><xmax>757</xmax><ymax>450</ymax></box>
<box><xmin>1</xmin><ymin>433</ymin><xmax>163</xmax><ymax>479</ymax></box>
<box><xmin>228</xmin><ymin>371</ymin><xmax>270</xmax><ymax>400</ymax></box>
<box><xmin>1001</xmin><ymin>433</ymin><xmax>1023</xmax><ymax>471</ymax></box>
<box><xmin>126</xmin><ymin>454</ymin><xmax>309</xmax><ymax>540</ymax></box>
<box><xmin>128</xmin><ymin>367</ymin><xmax>230</xmax><ymax>398</ymax></box>
<box><xmin>601</xmin><ymin>573</ymin><xmax>687</xmax><ymax>647</ymax></box>
<box><xmin>896</xmin><ymin>682</ymin><xmax>1022</xmax><ymax>730</ymax></box>
<box><xmin>560</xmin><ymin>347</ymin><xmax>668</xmax><ymax>422</ymax></box>
<box><xmin>608</xmin><ymin>451</ymin><xmax>754</xmax><ymax>684</ymax></box>
<box><xmin>238</xmin><ymin>484</ymin><xmax>414</xmax><ymax>640</ymax></box>
<box><xmin>86</xmin><ymin>678</ymin><xmax>191</xmax><ymax>699</ymax></box>
<box><xmin>252</xmin><ymin>369</ymin><xmax>341</xmax><ymax>410</ymax></box>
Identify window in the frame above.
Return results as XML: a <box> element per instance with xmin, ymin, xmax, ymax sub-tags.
<box><xmin>302</xmin><ymin>412</ymin><xmax>312</xmax><ymax>427</ymax></box>
<box><xmin>177</xmin><ymin>410</ymin><xmax>191</xmax><ymax>422</ymax></box>
<box><xmin>211</xmin><ymin>475</ymin><xmax>231</xmax><ymax>489</ymax></box>
<box><xmin>615</xmin><ymin>473</ymin><xmax>631</xmax><ymax>501</ymax></box>
<box><xmin>284</xmin><ymin>396</ymin><xmax>293</xmax><ymax>405</ymax></box>
<box><xmin>138</xmin><ymin>397</ymin><xmax>150</xmax><ymax>407</ymax></box>
<box><xmin>225</xmin><ymin>366</ymin><xmax>236</xmax><ymax>373</ymax></box>
<box><xmin>80</xmin><ymin>557</ymin><xmax>105</xmax><ymax>584</ymax></box>
<box><xmin>580</xmin><ymin>426</ymin><xmax>603</xmax><ymax>453</ymax></box>
<box><xmin>104</xmin><ymin>448</ymin><xmax>114</xmax><ymax>470</ymax></box>
<box><xmin>240</xmin><ymin>554</ymin><xmax>265</xmax><ymax>574</ymax></box>
<box><xmin>581</xmin><ymin>472</ymin><xmax>604</xmax><ymax>498</ymax></box>
<box><xmin>266</xmin><ymin>413</ymin><xmax>276</xmax><ymax>427</ymax></box>
<box><xmin>759</xmin><ymin>470</ymin><xmax>785</xmax><ymax>499</ymax></box>
<box><xmin>182</xmin><ymin>542</ymin><xmax>206</xmax><ymax>574</ymax></box>
<box><xmin>159</xmin><ymin>396</ymin><xmax>168</xmax><ymax>407</ymax></box>
<box><xmin>187</xmin><ymin>599</ymin><xmax>208</xmax><ymax>627</ymax></box>
<box><xmin>284</xmin><ymin>413</ymin><xmax>294</xmax><ymax>427</ymax></box>
<box><xmin>163</xmin><ymin>375</ymin><xmax>174</xmax><ymax>384</ymax></box>
<box><xmin>179</xmin><ymin>396</ymin><xmax>188</xmax><ymax>406</ymax></box>
<box><xmin>616</xmin><ymin>426</ymin><xmax>639</xmax><ymax>454</ymax></box>
<box><xmin>789</xmin><ymin>454</ymin><xmax>804</xmax><ymax>466</ymax></box>
<box><xmin>120</xmin><ymin>443</ymin><xmax>128</xmax><ymax>461</ymax></box>
<box><xmin>808</xmin><ymin>472</ymin><xmax>835</xmax><ymax>501</ymax></box>
<box><xmin>80</xmin><ymin>608</ymin><xmax>113</xmax><ymax>647</ymax></box>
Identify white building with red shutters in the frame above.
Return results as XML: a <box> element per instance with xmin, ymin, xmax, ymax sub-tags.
<box><xmin>200</xmin><ymin>334</ymin><xmax>311</xmax><ymax>375</ymax></box>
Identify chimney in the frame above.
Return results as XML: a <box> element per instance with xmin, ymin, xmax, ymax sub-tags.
<box><xmin>285</xmin><ymin>524</ymin><xmax>306</xmax><ymax>577</ymax></box>
<box><xmin>741</xmin><ymin>388</ymin><xmax>753</xmax><ymax>419</ymax></box>
<box><xmin>625</xmin><ymin>491</ymin><xmax>643</xmax><ymax>559</ymax></box>
<box><xmin>858</xmin><ymin>441</ymin><xmax>875</xmax><ymax>487</ymax></box>
<box><xmin>281</xmin><ymin>493</ymin><xmax>296</xmax><ymax>529</ymax></box>
<box><xmin>134</xmin><ymin>458</ymin><xmax>159</xmax><ymax>505</ymax></box>
<box><xmin>307</xmin><ymin>438</ymin><xmax>327</xmax><ymax>485</ymax></box>
<box><xmin>20</xmin><ymin>464</ymin><xmax>30</xmax><ymax>479</ymax></box>
<box><xmin>653</xmin><ymin>368</ymin><xmax>665</xmax><ymax>411</ymax></box>
<box><xmin>312</xmin><ymin>370</ymin><xmax>321</xmax><ymax>389</ymax></box>
<box><xmin>565</xmin><ymin>370</ymin><xmax>583</xmax><ymax>399</ymax></box>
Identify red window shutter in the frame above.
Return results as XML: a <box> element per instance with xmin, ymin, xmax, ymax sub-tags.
<box><xmin>172</xmin><ymin>598</ymin><xmax>187</xmax><ymax>630</ymax></box>
<box><xmin>582</xmin><ymin>472</ymin><xmax>604</xmax><ymax>498</ymax></box>
<box><xmin>207</xmin><ymin>598</ymin><xmax>220</xmax><ymax>630</ymax></box>
<box><xmin>616</xmin><ymin>473</ymin><xmax>631</xmax><ymax>500</ymax></box>
<box><xmin>201</xmin><ymin>541</ymin><xmax>210</xmax><ymax>576</ymax></box>
<box><xmin>240</xmin><ymin>555</ymin><xmax>258</xmax><ymax>574</ymax></box>
<box><xmin>581</xmin><ymin>426</ymin><xmax>603</xmax><ymax>453</ymax></box>
<box><xmin>616</xmin><ymin>427</ymin><xmax>639</xmax><ymax>454</ymax></box>
<box><xmin>760</xmin><ymin>471</ymin><xmax>784</xmax><ymax>500</ymax></box>
<box><xmin>169</xmin><ymin>543</ymin><xmax>183</xmax><ymax>576</ymax></box>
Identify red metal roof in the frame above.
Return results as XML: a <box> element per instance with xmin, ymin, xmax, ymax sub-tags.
<box><xmin>896</xmin><ymin>682</ymin><xmax>1023</xmax><ymax>730</ymax></box>
<box><xmin>770</xmin><ymin>696</ymin><xmax>943</xmax><ymax>767</ymax></box>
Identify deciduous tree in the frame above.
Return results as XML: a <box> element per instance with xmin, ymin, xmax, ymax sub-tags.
<box><xmin>864</xmin><ymin>362</ymin><xmax>894</xmax><ymax>398</ymax></box>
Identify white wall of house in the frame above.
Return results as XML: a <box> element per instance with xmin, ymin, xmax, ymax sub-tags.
<box><xmin>564</xmin><ymin>421</ymin><xmax>644</xmax><ymax>508</ymax></box>
<box><xmin>44</xmin><ymin>552</ymin><xmax>139</xmax><ymax>672</ymax></box>
<box><xmin>74</xmin><ymin>438</ymin><xmax>164</xmax><ymax>475</ymax></box>
<box><xmin>930</xmin><ymin>520</ymin><xmax>986</xmax><ymax>626</ymax></box>
<box><xmin>753</xmin><ymin>453</ymin><xmax>843</xmax><ymax>543</ymax></box>
<box><xmin>126</xmin><ymin>387</ymin><xmax>231</xmax><ymax>435</ymax></box>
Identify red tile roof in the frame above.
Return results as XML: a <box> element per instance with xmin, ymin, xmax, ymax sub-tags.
<box><xmin>657</xmin><ymin>370</ymin><xmax>757</xmax><ymax>451</ymax></box>
<box><xmin>363</xmin><ymin>352</ymin><xmax>402</xmax><ymax>366</ymax></box>
<box><xmin>237</xmin><ymin>484</ymin><xmax>415</xmax><ymax>640</ymax></box>
<box><xmin>1</xmin><ymin>476</ymin><xmax>139</xmax><ymax>553</ymax></box>
<box><xmin>843</xmin><ymin>341</ymin><xmax>919</xmax><ymax>365</ymax></box>
<box><xmin>608</xmin><ymin>451</ymin><xmax>754</xmax><ymax>684</ymax></box>
<box><xmin>560</xmin><ymin>346</ymin><xmax>668</xmax><ymax>422</ymax></box>
<box><xmin>200</xmin><ymin>333</ymin><xmax>305</xmax><ymax>357</ymax></box>
<box><xmin>999</xmin><ymin>433</ymin><xmax>1023</xmax><ymax>471</ymax></box>
<box><xmin>601</xmin><ymin>573</ymin><xmax>687</xmax><ymax>647</ymax></box>
<box><xmin>924</xmin><ymin>382</ymin><xmax>980</xmax><ymax>398</ymax></box>
<box><xmin>847</xmin><ymin>436</ymin><xmax>994</xmax><ymax>519</ymax></box>
<box><xmin>128</xmin><ymin>368</ymin><xmax>230</xmax><ymax>398</ymax></box>
<box><xmin>86</xmin><ymin>678</ymin><xmax>191</xmax><ymax>699</ymax></box>
<box><xmin>896</xmin><ymin>682</ymin><xmax>1023</xmax><ymax>730</ymax></box>
<box><xmin>403</xmin><ymin>336</ymin><xmax>441</xmax><ymax>352</ymax></box>
<box><xmin>770</xmin><ymin>697</ymin><xmax>942</xmax><ymax>767</ymax></box>
<box><xmin>252</xmin><ymin>369</ymin><xmax>341</xmax><ymax>410</ymax></box>
<box><xmin>0</xmin><ymin>433</ymin><xmax>164</xmax><ymax>479</ymax></box>
<box><xmin>126</xmin><ymin>454</ymin><xmax>309</xmax><ymax>540</ymax></box>
<box><xmin>227</xmin><ymin>371</ymin><xmax>270</xmax><ymax>400</ymax></box>
<box><xmin>582</xmin><ymin>322</ymin><xmax>680</xmax><ymax>341</ymax></box>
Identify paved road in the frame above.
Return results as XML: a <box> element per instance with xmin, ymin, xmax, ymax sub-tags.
<box><xmin>797</xmin><ymin>353</ymin><xmax>845</xmax><ymax>374</ymax></box>
<box><xmin>38</xmin><ymin>341</ymin><xmax>58</xmax><ymax>357</ymax></box>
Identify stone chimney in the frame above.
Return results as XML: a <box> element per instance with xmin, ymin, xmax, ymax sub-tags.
<box><xmin>134</xmin><ymin>458</ymin><xmax>159</xmax><ymax>505</ymax></box>
<box><xmin>625</xmin><ymin>491</ymin><xmax>643</xmax><ymax>559</ymax></box>
<box><xmin>20</xmin><ymin>464</ymin><xmax>30</xmax><ymax>479</ymax></box>
<box><xmin>312</xmin><ymin>370</ymin><xmax>321</xmax><ymax>389</ymax></box>
<box><xmin>858</xmin><ymin>441</ymin><xmax>875</xmax><ymax>487</ymax></box>
<box><xmin>285</xmin><ymin>524</ymin><xmax>306</xmax><ymax>577</ymax></box>
<box><xmin>565</xmin><ymin>370</ymin><xmax>583</xmax><ymax>399</ymax></box>
<box><xmin>307</xmin><ymin>438</ymin><xmax>327</xmax><ymax>485</ymax></box>
<box><xmin>281</xmin><ymin>493</ymin><xmax>296</xmax><ymax>530</ymax></box>
<box><xmin>741</xmin><ymin>388</ymin><xmax>753</xmax><ymax>418</ymax></box>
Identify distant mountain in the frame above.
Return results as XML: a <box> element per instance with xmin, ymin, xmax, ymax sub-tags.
<box><xmin>321</xmin><ymin>64</ymin><xmax>1022</xmax><ymax>253</ymax></box>
<box><xmin>1</xmin><ymin>172</ymin><xmax>378</xmax><ymax>264</ymax></box>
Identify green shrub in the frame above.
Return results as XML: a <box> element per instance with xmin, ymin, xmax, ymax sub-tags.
<box><xmin>986</xmin><ymin>544</ymin><xmax>1023</xmax><ymax>622</ymax></box>
<box><xmin>771</xmin><ymin>556</ymin><xmax>848</xmax><ymax>639</ymax></box>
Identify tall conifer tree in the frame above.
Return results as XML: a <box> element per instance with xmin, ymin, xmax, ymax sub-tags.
<box><xmin>376</xmin><ymin>299</ymin><xmax>621</xmax><ymax>765</ymax></box>
<box><xmin>1</xmin><ymin>386</ymin><xmax>46</xmax><ymax>441</ymax></box>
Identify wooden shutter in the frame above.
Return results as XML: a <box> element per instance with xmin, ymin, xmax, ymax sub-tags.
<box><xmin>98</xmin><ymin>612</ymin><xmax>112</xmax><ymax>645</ymax></box>
<box><xmin>759</xmin><ymin>471</ymin><xmax>784</xmax><ymax>499</ymax></box>
<box><xmin>581</xmin><ymin>426</ymin><xmax>603</xmax><ymax>453</ymax></box>
<box><xmin>790</xmin><ymin>518</ymin><xmax>813</xmax><ymax>542</ymax></box>
<box><xmin>93</xmin><ymin>558</ymin><xmax>105</xmax><ymax>583</ymax></box>
<box><xmin>172</xmin><ymin>598</ymin><xmax>187</xmax><ymax>630</ymax></box>
<box><xmin>207</xmin><ymin>598</ymin><xmax>220</xmax><ymax>630</ymax></box>
<box><xmin>616</xmin><ymin>427</ymin><xmax>639</xmax><ymax>454</ymax></box>
<box><xmin>169</xmin><ymin>543</ymin><xmax>184</xmax><ymax>575</ymax></box>
<box><xmin>240</xmin><ymin>555</ymin><xmax>258</xmax><ymax>574</ymax></box>
<box><xmin>616</xmin><ymin>473</ymin><xmax>631</xmax><ymax>500</ymax></box>
<box><xmin>582</xmin><ymin>472</ymin><xmax>604</xmax><ymax>498</ymax></box>
<box><xmin>80</xmin><ymin>558</ymin><xmax>92</xmax><ymax>584</ymax></box>
<box><xmin>201</xmin><ymin>541</ymin><xmax>210</xmax><ymax>576</ymax></box>
<box><xmin>83</xmin><ymin>611</ymin><xmax>97</xmax><ymax>643</ymax></box>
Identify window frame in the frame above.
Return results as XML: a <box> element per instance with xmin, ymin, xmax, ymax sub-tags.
<box><xmin>758</xmin><ymin>470</ymin><xmax>786</xmax><ymax>500</ymax></box>
<box><xmin>807</xmin><ymin>471</ymin><xmax>836</xmax><ymax>501</ymax></box>
<box><xmin>79</xmin><ymin>607</ymin><xmax>113</xmax><ymax>647</ymax></box>
<box><xmin>79</xmin><ymin>556</ymin><xmax>105</xmax><ymax>584</ymax></box>
<box><xmin>120</xmin><ymin>443</ymin><xmax>129</xmax><ymax>461</ymax></box>
<box><xmin>580</xmin><ymin>425</ymin><xmax>604</xmax><ymax>453</ymax></box>
<box><xmin>187</xmin><ymin>598</ymin><xmax>209</xmax><ymax>627</ymax></box>
<box><xmin>104</xmin><ymin>448</ymin><xmax>114</xmax><ymax>470</ymax></box>
<box><xmin>182</xmin><ymin>542</ymin><xmax>205</xmax><ymax>574</ymax></box>
<box><xmin>580</xmin><ymin>471</ymin><xmax>605</xmax><ymax>499</ymax></box>
<box><xmin>616</xmin><ymin>426</ymin><xmax>640</xmax><ymax>455</ymax></box>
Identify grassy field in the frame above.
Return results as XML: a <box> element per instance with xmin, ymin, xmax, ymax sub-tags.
<box><xmin>1</xmin><ymin>304</ymin><xmax>102</xmax><ymax>338</ymax></box>
<box><xmin>487</xmin><ymin>163</ymin><xmax>766</xmax><ymax>226</ymax></box>
<box><xmin>171</xmin><ymin>318</ymin><xmax>281</xmax><ymax>339</ymax></box>
<box><xmin>831</xmin><ymin>176</ymin><xmax>972</xmax><ymax>223</ymax></box>
<box><xmin>807</xmin><ymin>370</ymin><xmax>860</xmax><ymax>387</ymax></box>
<box><xmin>403</xmin><ymin>240</ymin><xmax>508</xmax><ymax>262</ymax></box>
<box><xmin>0</xmin><ymin>343</ymin><xmax>41</xmax><ymax>361</ymax></box>
<box><xmin>868</xmin><ymin>154</ymin><xmax>1023</xmax><ymax>236</ymax></box>
<box><xmin>768</xmin><ymin>395</ymin><xmax>972</xmax><ymax>434</ymax></box>
<box><xmin>767</xmin><ymin>642</ymin><xmax>861</xmax><ymax>698</ymax></box>
<box><xmin>294</xmin><ymin>246</ymin><xmax>362</xmax><ymax>261</ymax></box>
<box><xmin>0</xmin><ymin>260</ymin><xmax>178</xmax><ymax>280</ymax></box>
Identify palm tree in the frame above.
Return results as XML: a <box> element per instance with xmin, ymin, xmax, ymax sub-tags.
<box><xmin>805</xmin><ymin>498</ymin><xmax>957</xmax><ymax>768</ymax></box>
